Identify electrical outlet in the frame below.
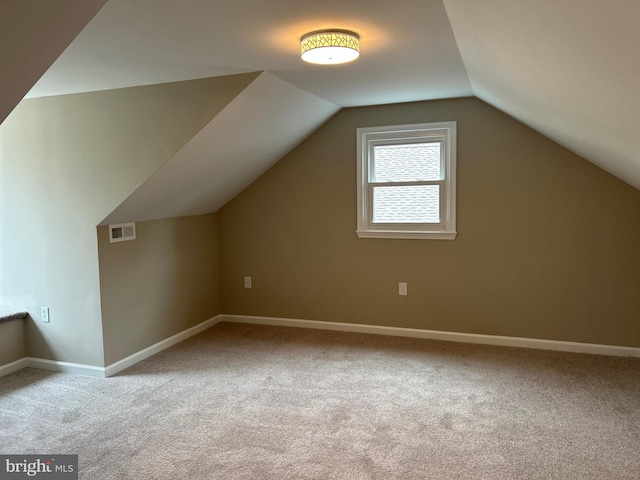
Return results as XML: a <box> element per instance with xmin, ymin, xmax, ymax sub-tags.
<box><xmin>398</xmin><ymin>282</ymin><xmax>408</xmax><ymax>296</ymax></box>
<box><xmin>244</xmin><ymin>276</ymin><xmax>252</xmax><ymax>289</ymax></box>
<box><xmin>40</xmin><ymin>307</ymin><xmax>50</xmax><ymax>323</ymax></box>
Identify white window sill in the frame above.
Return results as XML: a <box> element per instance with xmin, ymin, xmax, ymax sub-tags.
<box><xmin>356</xmin><ymin>230</ymin><xmax>457</xmax><ymax>240</ymax></box>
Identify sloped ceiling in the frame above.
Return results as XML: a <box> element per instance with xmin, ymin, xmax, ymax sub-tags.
<box><xmin>25</xmin><ymin>0</ymin><xmax>472</xmax><ymax>105</ymax></box>
<box><xmin>102</xmin><ymin>72</ymin><xmax>339</xmax><ymax>225</ymax></box>
<box><xmin>0</xmin><ymin>0</ymin><xmax>106</xmax><ymax>125</ymax></box>
<box><xmin>6</xmin><ymin>0</ymin><xmax>640</xmax><ymax>224</ymax></box>
<box><xmin>443</xmin><ymin>0</ymin><xmax>640</xmax><ymax>190</ymax></box>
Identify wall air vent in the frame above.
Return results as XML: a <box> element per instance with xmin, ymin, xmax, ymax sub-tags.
<box><xmin>109</xmin><ymin>222</ymin><xmax>136</xmax><ymax>243</ymax></box>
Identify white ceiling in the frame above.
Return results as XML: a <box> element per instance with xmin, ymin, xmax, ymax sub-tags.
<box><xmin>11</xmin><ymin>0</ymin><xmax>640</xmax><ymax>223</ymax></box>
<box><xmin>443</xmin><ymin>0</ymin><xmax>640</xmax><ymax>190</ymax></box>
<box><xmin>26</xmin><ymin>0</ymin><xmax>472</xmax><ymax>106</ymax></box>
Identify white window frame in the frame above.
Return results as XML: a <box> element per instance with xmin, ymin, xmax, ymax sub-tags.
<box><xmin>356</xmin><ymin>121</ymin><xmax>457</xmax><ymax>240</ymax></box>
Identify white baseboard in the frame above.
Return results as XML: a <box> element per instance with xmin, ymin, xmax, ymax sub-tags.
<box><xmin>27</xmin><ymin>358</ymin><xmax>106</xmax><ymax>377</ymax></box>
<box><xmin>219</xmin><ymin>314</ymin><xmax>640</xmax><ymax>358</ymax></box>
<box><xmin>0</xmin><ymin>357</ymin><xmax>105</xmax><ymax>379</ymax></box>
<box><xmin>3</xmin><ymin>313</ymin><xmax>636</xmax><ymax>380</ymax></box>
<box><xmin>0</xmin><ymin>358</ymin><xmax>29</xmax><ymax>378</ymax></box>
<box><xmin>0</xmin><ymin>316</ymin><xmax>223</xmax><ymax>379</ymax></box>
<box><xmin>104</xmin><ymin>315</ymin><xmax>222</xmax><ymax>377</ymax></box>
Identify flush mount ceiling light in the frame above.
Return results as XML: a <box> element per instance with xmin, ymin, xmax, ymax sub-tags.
<box><xmin>300</xmin><ymin>29</ymin><xmax>360</xmax><ymax>65</ymax></box>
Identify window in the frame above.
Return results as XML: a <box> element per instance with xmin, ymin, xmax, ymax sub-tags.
<box><xmin>356</xmin><ymin>121</ymin><xmax>457</xmax><ymax>240</ymax></box>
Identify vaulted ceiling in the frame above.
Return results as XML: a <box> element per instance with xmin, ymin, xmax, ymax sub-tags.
<box><xmin>103</xmin><ymin>72</ymin><xmax>339</xmax><ymax>225</ymax></box>
<box><xmin>4</xmin><ymin>0</ymin><xmax>639</xmax><ymax>223</ymax></box>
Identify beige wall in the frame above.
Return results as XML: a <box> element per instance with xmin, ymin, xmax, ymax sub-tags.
<box><xmin>98</xmin><ymin>214</ymin><xmax>220</xmax><ymax>366</ymax></box>
<box><xmin>0</xmin><ymin>0</ymin><xmax>106</xmax><ymax>124</ymax></box>
<box><xmin>0</xmin><ymin>320</ymin><xmax>26</xmax><ymax>366</ymax></box>
<box><xmin>218</xmin><ymin>97</ymin><xmax>640</xmax><ymax>347</ymax></box>
<box><xmin>0</xmin><ymin>73</ymin><xmax>256</xmax><ymax>366</ymax></box>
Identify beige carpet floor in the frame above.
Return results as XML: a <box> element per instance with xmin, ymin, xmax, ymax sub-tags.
<box><xmin>1</xmin><ymin>322</ymin><xmax>639</xmax><ymax>479</ymax></box>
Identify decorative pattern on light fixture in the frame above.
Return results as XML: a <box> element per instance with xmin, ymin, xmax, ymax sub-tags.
<box><xmin>300</xmin><ymin>30</ymin><xmax>360</xmax><ymax>65</ymax></box>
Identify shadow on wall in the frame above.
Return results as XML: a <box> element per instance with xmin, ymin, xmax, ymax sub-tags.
<box><xmin>97</xmin><ymin>213</ymin><xmax>221</xmax><ymax>366</ymax></box>
<box><xmin>0</xmin><ymin>314</ymin><xmax>28</xmax><ymax>366</ymax></box>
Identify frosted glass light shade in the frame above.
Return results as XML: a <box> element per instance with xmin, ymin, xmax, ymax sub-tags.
<box><xmin>300</xmin><ymin>30</ymin><xmax>360</xmax><ymax>65</ymax></box>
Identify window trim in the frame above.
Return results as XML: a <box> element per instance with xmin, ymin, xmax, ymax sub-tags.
<box><xmin>356</xmin><ymin>121</ymin><xmax>457</xmax><ymax>240</ymax></box>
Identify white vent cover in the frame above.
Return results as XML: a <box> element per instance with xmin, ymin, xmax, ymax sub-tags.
<box><xmin>109</xmin><ymin>222</ymin><xmax>136</xmax><ymax>243</ymax></box>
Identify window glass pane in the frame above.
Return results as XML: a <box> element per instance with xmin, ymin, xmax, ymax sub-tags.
<box><xmin>372</xmin><ymin>185</ymin><xmax>440</xmax><ymax>223</ymax></box>
<box><xmin>373</xmin><ymin>143</ymin><xmax>441</xmax><ymax>182</ymax></box>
